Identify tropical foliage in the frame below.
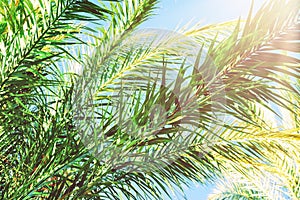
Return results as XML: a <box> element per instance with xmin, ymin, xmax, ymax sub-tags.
<box><xmin>0</xmin><ymin>0</ymin><xmax>299</xmax><ymax>199</ymax></box>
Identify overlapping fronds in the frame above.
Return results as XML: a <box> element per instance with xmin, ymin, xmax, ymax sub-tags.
<box><xmin>209</xmin><ymin>72</ymin><xmax>300</xmax><ymax>200</ymax></box>
<box><xmin>0</xmin><ymin>0</ymin><xmax>117</xmax><ymax>199</ymax></box>
<box><xmin>68</xmin><ymin>0</ymin><xmax>300</xmax><ymax>199</ymax></box>
<box><xmin>0</xmin><ymin>0</ymin><xmax>117</xmax><ymax>130</ymax></box>
<box><xmin>184</xmin><ymin>0</ymin><xmax>300</xmax><ymax>127</ymax></box>
<box><xmin>0</xmin><ymin>0</ymin><xmax>299</xmax><ymax>199</ymax></box>
<box><xmin>208</xmin><ymin>127</ymin><xmax>300</xmax><ymax>200</ymax></box>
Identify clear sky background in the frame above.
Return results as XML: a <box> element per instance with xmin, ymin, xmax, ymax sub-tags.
<box><xmin>142</xmin><ymin>0</ymin><xmax>265</xmax><ymax>28</ymax></box>
<box><xmin>140</xmin><ymin>0</ymin><xmax>265</xmax><ymax>199</ymax></box>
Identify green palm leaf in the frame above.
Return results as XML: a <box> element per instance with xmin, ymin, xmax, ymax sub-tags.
<box><xmin>1</xmin><ymin>0</ymin><xmax>299</xmax><ymax>199</ymax></box>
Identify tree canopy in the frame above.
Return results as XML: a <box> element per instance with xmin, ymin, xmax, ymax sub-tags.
<box><xmin>0</xmin><ymin>0</ymin><xmax>299</xmax><ymax>199</ymax></box>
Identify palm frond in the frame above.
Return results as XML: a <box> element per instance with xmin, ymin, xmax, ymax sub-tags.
<box><xmin>1</xmin><ymin>0</ymin><xmax>300</xmax><ymax>199</ymax></box>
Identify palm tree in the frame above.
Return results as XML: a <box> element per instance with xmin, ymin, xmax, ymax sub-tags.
<box><xmin>0</xmin><ymin>0</ymin><xmax>299</xmax><ymax>199</ymax></box>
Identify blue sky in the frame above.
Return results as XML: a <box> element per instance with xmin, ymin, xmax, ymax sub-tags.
<box><xmin>142</xmin><ymin>0</ymin><xmax>265</xmax><ymax>28</ymax></box>
<box><xmin>140</xmin><ymin>1</ymin><xmax>265</xmax><ymax>199</ymax></box>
